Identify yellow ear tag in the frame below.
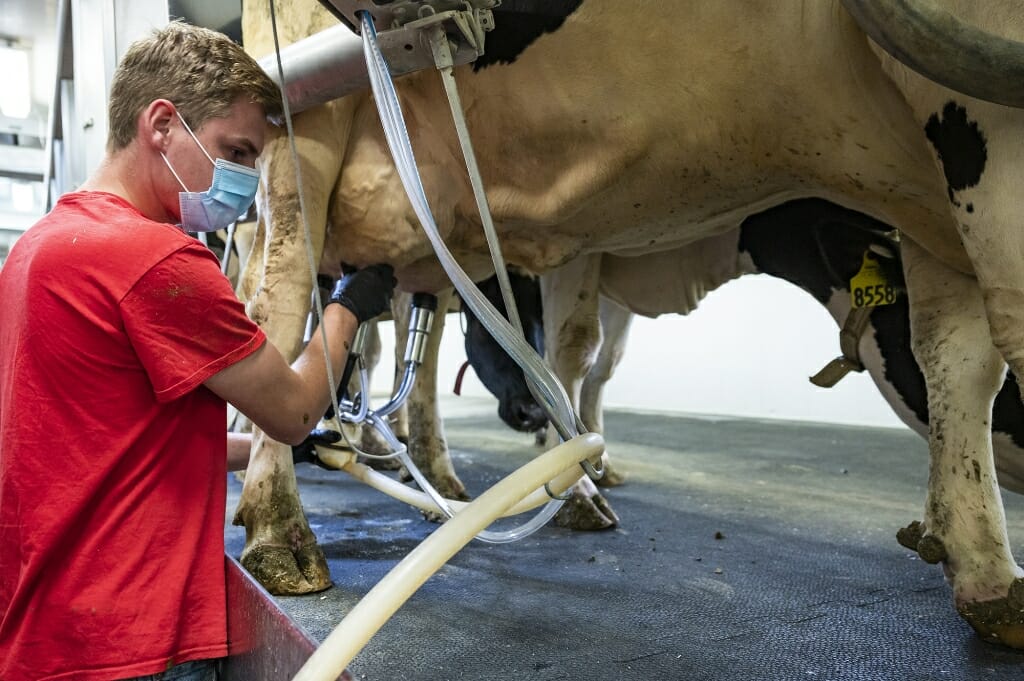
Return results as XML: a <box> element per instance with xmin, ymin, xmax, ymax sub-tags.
<box><xmin>850</xmin><ymin>251</ymin><xmax>896</xmax><ymax>308</ymax></box>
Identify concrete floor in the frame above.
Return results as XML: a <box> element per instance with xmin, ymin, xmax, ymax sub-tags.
<box><xmin>225</xmin><ymin>397</ymin><xmax>1024</xmax><ymax>680</ymax></box>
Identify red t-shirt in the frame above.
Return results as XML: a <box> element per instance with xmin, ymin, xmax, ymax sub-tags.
<box><xmin>0</xmin><ymin>192</ymin><xmax>266</xmax><ymax>680</ymax></box>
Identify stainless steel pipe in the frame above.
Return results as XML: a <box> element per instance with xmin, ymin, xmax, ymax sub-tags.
<box><xmin>257</xmin><ymin>24</ymin><xmax>369</xmax><ymax>115</ymax></box>
<box><xmin>257</xmin><ymin>13</ymin><xmax>480</xmax><ymax>114</ymax></box>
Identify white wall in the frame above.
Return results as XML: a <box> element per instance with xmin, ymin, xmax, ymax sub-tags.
<box><xmin>600</xmin><ymin>276</ymin><xmax>905</xmax><ymax>428</ymax></box>
<box><xmin>370</xmin><ymin>274</ymin><xmax>908</xmax><ymax>430</ymax></box>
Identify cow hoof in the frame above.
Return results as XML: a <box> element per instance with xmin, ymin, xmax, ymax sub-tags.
<box><xmin>240</xmin><ymin>542</ymin><xmax>333</xmax><ymax>596</ymax></box>
<box><xmin>553</xmin><ymin>489</ymin><xmax>619</xmax><ymax>531</ymax></box>
<box><xmin>419</xmin><ymin>488</ymin><xmax>473</xmax><ymax>524</ymax></box>
<box><xmin>420</xmin><ymin>507</ymin><xmax>446</xmax><ymax>524</ymax></box>
<box><xmin>434</xmin><ymin>476</ymin><xmax>469</xmax><ymax>502</ymax></box>
<box><xmin>958</xmin><ymin>578</ymin><xmax>1024</xmax><ymax>649</ymax></box>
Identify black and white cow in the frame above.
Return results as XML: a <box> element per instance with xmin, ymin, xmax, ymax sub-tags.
<box><xmin>239</xmin><ymin>0</ymin><xmax>1024</xmax><ymax>644</ymax></box>
<box><xmin>464</xmin><ymin>199</ymin><xmax>1024</xmax><ymax>499</ymax></box>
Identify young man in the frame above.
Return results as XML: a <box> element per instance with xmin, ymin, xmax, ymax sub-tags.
<box><xmin>0</xmin><ymin>21</ymin><xmax>395</xmax><ymax>681</ymax></box>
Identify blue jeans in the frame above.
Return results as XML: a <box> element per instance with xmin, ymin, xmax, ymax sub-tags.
<box><xmin>119</xmin><ymin>658</ymin><xmax>220</xmax><ymax>681</ymax></box>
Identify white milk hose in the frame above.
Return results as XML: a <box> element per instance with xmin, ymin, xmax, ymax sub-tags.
<box><xmin>358</xmin><ymin>13</ymin><xmax>580</xmax><ymax>442</ymax></box>
<box><xmin>292</xmin><ymin>432</ymin><xmax>605</xmax><ymax>681</ymax></box>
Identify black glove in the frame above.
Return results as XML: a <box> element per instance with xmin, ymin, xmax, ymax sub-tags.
<box><xmin>328</xmin><ymin>264</ymin><xmax>397</xmax><ymax>324</ymax></box>
<box><xmin>291</xmin><ymin>428</ymin><xmax>343</xmax><ymax>470</ymax></box>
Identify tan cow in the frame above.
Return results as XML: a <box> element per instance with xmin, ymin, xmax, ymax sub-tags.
<box><xmin>239</xmin><ymin>0</ymin><xmax>1024</xmax><ymax>646</ymax></box>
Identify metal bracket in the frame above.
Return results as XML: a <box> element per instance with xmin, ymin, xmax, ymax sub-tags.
<box><xmin>322</xmin><ymin>0</ymin><xmax>497</xmax><ymax>32</ymax></box>
<box><xmin>319</xmin><ymin>0</ymin><xmax>497</xmax><ymax>73</ymax></box>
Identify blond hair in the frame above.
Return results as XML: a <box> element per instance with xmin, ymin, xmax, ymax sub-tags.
<box><xmin>106</xmin><ymin>20</ymin><xmax>282</xmax><ymax>152</ymax></box>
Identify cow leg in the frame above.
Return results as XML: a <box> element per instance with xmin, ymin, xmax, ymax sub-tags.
<box><xmin>235</xmin><ymin>218</ymin><xmax>328</xmax><ymax>592</ymax></box>
<box><xmin>578</xmin><ymin>296</ymin><xmax>633</xmax><ymax>487</ymax></box>
<box><xmin>235</xmin><ymin>269</ymin><xmax>329</xmax><ymax>593</ymax></box>
<box><xmin>542</xmin><ymin>255</ymin><xmax>619</xmax><ymax>530</ymax></box>
<box><xmin>391</xmin><ymin>288</ymin><xmax>468</xmax><ymax>507</ymax></box>
<box><xmin>233</xmin><ymin>100</ymin><xmax>356</xmax><ymax>595</ymax></box>
<box><xmin>920</xmin><ymin>103</ymin><xmax>1024</xmax><ymax>502</ymax></box>
<box><xmin>902</xmin><ymin>237</ymin><xmax>1024</xmax><ymax>646</ymax></box>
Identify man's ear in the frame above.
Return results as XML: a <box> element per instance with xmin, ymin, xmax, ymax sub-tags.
<box><xmin>140</xmin><ymin>99</ymin><xmax>177</xmax><ymax>151</ymax></box>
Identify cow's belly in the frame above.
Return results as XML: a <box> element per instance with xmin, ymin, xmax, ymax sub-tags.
<box><xmin>326</xmin><ymin>0</ymin><xmax>969</xmax><ymax>291</ymax></box>
<box><xmin>334</xmin><ymin>138</ymin><xmax>963</xmax><ymax>293</ymax></box>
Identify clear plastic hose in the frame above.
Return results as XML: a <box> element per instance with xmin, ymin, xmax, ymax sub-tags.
<box><xmin>323</xmin><ymin>347</ymin><xmax>565</xmax><ymax>542</ymax></box>
<box><xmin>359</xmin><ymin>13</ymin><xmax>580</xmax><ymax>443</ymax></box>
<box><xmin>359</xmin><ymin>408</ymin><xmax>569</xmax><ymax>544</ymax></box>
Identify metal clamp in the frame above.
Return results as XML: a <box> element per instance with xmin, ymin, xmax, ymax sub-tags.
<box><xmin>544</xmin><ymin>482</ymin><xmax>574</xmax><ymax>501</ymax></box>
<box><xmin>581</xmin><ymin>458</ymin><xmax>605</xmax><ymax>481</ymax></box>
<box><xmin>319</xmin><ymin>0</ymin><xmax>497</xmax><ymax>74</ymax></box>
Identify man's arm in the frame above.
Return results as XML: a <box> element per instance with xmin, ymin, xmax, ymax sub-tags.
<box><xmin>206</xmin><ymin>264</ymin><xmax>396</xmax><ymax>446</ymax></box>
<box><xmin>207</xmin><ymin>304</ymin><xmax>358</xmax><ymax>446</ymax></box>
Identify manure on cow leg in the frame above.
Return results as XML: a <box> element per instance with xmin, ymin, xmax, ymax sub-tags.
<box><xmin>398</xmin><ymin>464</ymin><xmax>471</xmax><ymax>502</ymax></box>
<box><xmin>895</xmin><ymin>519</ymin><xmax>947</xmax><ymax>564</ymax></box>
<box><xmin>896</xmin><ymin>520</ymin><xmax>925</xmax><ymax>551</ymax></box>
<box><xmin>338</xmin><ymin>421</ymin><xmax>402</xmax><ymax>469</ymax></box>
<box><xmin>916</xmin><ymin>534</ymin><xmax>948</xmax><ymax>564</ymax></box>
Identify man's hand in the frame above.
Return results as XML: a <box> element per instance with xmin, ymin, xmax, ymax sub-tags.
<box><xmin>291</xmin><ymin>428</ymin><xmax>343</xmax><ymax>470</ymax></box>
<box><xmin>328</xmin><ymin>264</ymin><xmax>397</xmax><ymax>323</ymax></box>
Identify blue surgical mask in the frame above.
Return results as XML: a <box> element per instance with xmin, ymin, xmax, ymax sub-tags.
<box><xmin>160</xmin><ymin>111</ymin><xmax>259</xmax><ymax>233</ymax></box>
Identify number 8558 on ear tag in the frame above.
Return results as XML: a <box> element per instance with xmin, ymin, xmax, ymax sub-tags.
<box><xmin>850</xmin><ymin>251</ymin><xmax>897</xmax><ymax>308</ymax></box>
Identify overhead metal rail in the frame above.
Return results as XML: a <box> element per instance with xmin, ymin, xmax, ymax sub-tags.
<box><xmin>258</xmin><ymin>0</ymin><xmax>497</xmax><ymax>114</ymax></box>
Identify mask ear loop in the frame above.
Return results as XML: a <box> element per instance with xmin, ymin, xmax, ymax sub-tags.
<box><xmin>160</xmin><ymin>153</ymin><xmax>191</xmax><ymax>192</ymax></box>
<box><xmin>174</xmin><ymin>110</ymin><xmax>216</xmax><ymax>166</ymax></box>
